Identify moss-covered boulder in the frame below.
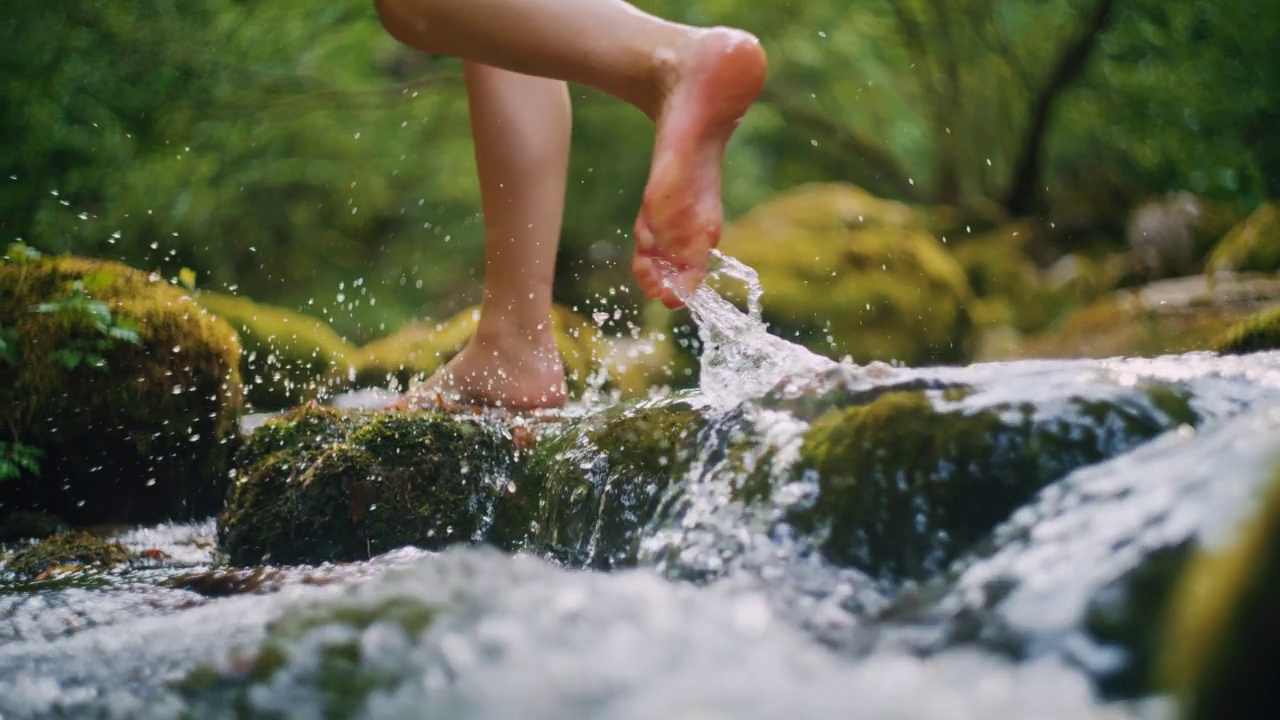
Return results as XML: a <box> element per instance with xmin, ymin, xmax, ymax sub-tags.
<box><xmin>1205</xmin><ymin>201</ymin><xmax>1280</xmax><ymax>274</ymax></box>
<box><xmin>1</xmin><ymin>530</ymin><xmax>132</xmax><ymax>582</ymax></box>
<box><xmin>717</xmin><ymin>183</ymin><xmax>975</xmax><ymax>366</ymax></box>
<box><xmin>354</xmin><ymin>305</ymin><xmax>603</xmax><ymax>398</ymax></box>
<box><xmin>953</xmin><ymin>223</ymin><xmax>1055</xmax><ymax>334</ymax></box>
<box><xmin>219</xmin><ymin>404</ymin><xmax>517</xmax><ymax>565</ymax></box>
<box><xmin>0</xmin><ymin>251</ymin><xmax>242</xmax><ymax>525</ymax></box>
<box><xmin>196</xmin><ymin>291</ymin><xmax>358</xmax><ymax>411</ymax></box>
<box><xmin>1212</xmin><ymin>304</ymin><xmax>1280</xmax><ymax>354</ymax></box>
<box><xmin>783</xmin><ymin>383</ymin><xmax>1197</xmax><ymax>581</ymax></box>
<box><xmin>490</xmin><ymin>398</ymin><xmax>707</xmax><ymax>568</ymax></box>
<box><xmin>1160</xmin><ymin>468</ymin><xmax>1280</xmax><ymax>720</ymax></box>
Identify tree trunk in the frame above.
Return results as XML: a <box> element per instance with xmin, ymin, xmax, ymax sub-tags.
<box><xmin>1005</xmin><ymin>0</ymin><xmax>1118</xmax><ymax>216</ymax></box>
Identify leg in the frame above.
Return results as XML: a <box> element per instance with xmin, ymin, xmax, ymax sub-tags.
<box><xmin>405</xmin><ymin>63</ymin><xmax>572</xmax><ymax>410</ymax></box>
<box><xmin>375</xmin><ymin>0</ymin><xmax>767</xmax><ymax>308</ymax></box>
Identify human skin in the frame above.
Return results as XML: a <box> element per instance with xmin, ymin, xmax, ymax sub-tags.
<box><xmin>374</xmin><ymin>0</ymin><xmax>767</xmax><ymax>409</ymax></box>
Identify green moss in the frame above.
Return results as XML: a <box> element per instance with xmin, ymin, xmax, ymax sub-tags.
<box><xmin>1160</xmin><ymin>467</ymin><xmax>1280</xmax><ymax>720</ymax></box>
<box><xmin>0</xmin><ymin>254</ymin><xmax>243</xmax><ymax>525</ymax></box>
<box><xmin>2</xmin><ymin>530</ymin><xmax>131</xmax><ymax>580</ymax></box>
<box><xmin>196</xmin><ymin>291</ymin><xmax>357</xmax><ymax>411</ymax></box>
<box><xmin>220</xmin><ymin>404</ymin><xmax>515</xmax><ymax>565</ymax></box>
<box><xmin>181</xmin><ymin>596</ymin><xmax>437</xmax><ymax>717</ymax></box>
<box><xmin>953</xmin><ymin>223</ymin><xmax>1056</xmax><ymax>334</ymax></box>
<box><xmin>788</xmin><ymin>385</ymin><xmax>1197</xmax><ymax>580</ymax></box>
<box><xmin>717</xmin><ymin>183</ymin><xmax>975</xmax><ymax>366</ymax></box>
<box><xmin>491</xmin><ymin>400</ymin><xmax>706</xmax><ymax>567</ymax></box>
<box><xmin>1205</xmin><ymin>201</ymin><xmax>1280</xmax><ymax>274</ymax></box>
<box><xmin>1212</xmin><ymin>304</ymin><xmax>1280</xmax><ymax>354</ymax></box>
<box><xmin>354</xmin><ymin>304</ymin><xmax>603</xmax><ymax>397</ymax></box>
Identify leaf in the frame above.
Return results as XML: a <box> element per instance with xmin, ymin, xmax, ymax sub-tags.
<box><xmin>53</xmin><ymin>348</ymin><xmax>85</xmax><ymax>369</ymax></box>
<box><xmin>178</xmin><ymin>267</ymin><xmax>197</xmax><ymax>291</ymax></box>
<box><xmin>107</xmin><ymin>325</ymin><xmax>142</xmax><ymax>345</ymax></box>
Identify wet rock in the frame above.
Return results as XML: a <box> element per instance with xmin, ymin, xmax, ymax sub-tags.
<box><xmin>1160</xmin><ymin>467</ymin><xmax>1280</xmax><ymax>720</ymax></box>
<box><xmin>196</xmin><ymin>291</ymin><xmax>358</xmax><ymax>411</ymax></box>
<box><xmin>1212</xmin><ymin>305</ymin><xmax>1280</xmax><ymax>355</ymax></box>
<box><xmin>717</xmin><ymin>183</ymin><xmax>975</xmax><ymax>366</ymax></box>
<box><xmin>874</xmin><ymin>403</ymin><xmax>1280</xmax><ymax>701</ymax></box>
<box><xmin>1205</xmin><ymin>201</ymin><xmax>1280</xmax><ymax>274</ymax></box>
<box><xmin>219</xmin><ymin>404</ymin><xmax>516</xmax><ymax>565</ymax></box>
<box><xmin>785</xmin><ymin>383</ymin><xmax>1198</xmax><ymax>581</ymax></box>
<box><xmin>491</xmin><ymin>398</ymin><xmax>707</xmax><ymax>568</ymax></box>
<box><xmin>1015</xmin><ymin>273</ymin><xmax>1280</xmax><ymax>359</ymax></box>
<box><xmin>0</xmin><ymin>252</ymin><xmax>243</xmax><ymax>525</ymax></box>
<box><xmin>180</xmin><ymin>594</ymin><xmax>438</xmax><ymax>718</ymax></box>
<box><xmin>1</xmin><ymin>530</ymin><xmax>132</xmax><ymax>582</ymax></box>
<box><xmin>354</xmin><ymin>304</ymin><xmax>603</xmax><ymax>398</ymax></box>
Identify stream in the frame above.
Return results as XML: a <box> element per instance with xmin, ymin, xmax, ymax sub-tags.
<box><xmin>3</xmin><ymin>254</ymin><xmax>1279</xmax><ymax>718</ymax></box>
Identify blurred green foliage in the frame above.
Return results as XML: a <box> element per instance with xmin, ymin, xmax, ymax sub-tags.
<box><xmin>1</xmin><ymin>0</ymin><xmax>1275</xmax><ymax>342</ymax></box>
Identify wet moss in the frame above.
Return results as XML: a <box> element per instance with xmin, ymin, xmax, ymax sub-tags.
<box><xmin>1212</xmin><ymin>304</ymin><xmax>1280</xmax><ymax>355</ymax></box>
<box><xmin>2</xmin><ymin>530</ymin><xmax>132</xmax><ymax>580</ymax></box>
<box><xmin>1205</xmin><ymin>201</ymin><xmax>1280</xmax><ymax>274</ymax></box>
<box><xmin>181</xmin><ymin>596</ymin><xmax>437</xmax><ymax>718</ymax></box>
<box><xmin>0</xmin><ymin>254</ymin><xmax>243</xmax><ymax>525</ymax></box>
<box><xmin>219</xmin><ymin>404</ymin><xmax>515</xmax><ymax>565</ymax></box>
<box><xmin>354</xmin><ymin>304</ymin><xmax>603</xmax><ymax>398</ymax></box>
<box><xmin>1160</xmin><ymin>467</ymin><xmax>1280</xmax><ymax>720</ymax></box>
<box><xmin>717</xmin><ymin>183</ymin><xmax>975</xmax><ymax>366</ymax></box>
<box><xmin>490</xmin><ymin>400</ymin><xmax>706</xmax><ymax>568</ymax></box>
<box><xmin>196</xmin><ymin>291</ymin><xmax>358</xmax><ymax>411</ymax></box>
<box><xmin>788</xmin><ymin>385</ymin><xmax>1197</xmax><ymax>581</ymax></box>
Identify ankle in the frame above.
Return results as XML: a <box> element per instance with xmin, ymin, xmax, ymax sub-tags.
<box><xmin>472</xmin><ymin>311</ymin><xmax>558</xmax><ymax>352</ymax></box>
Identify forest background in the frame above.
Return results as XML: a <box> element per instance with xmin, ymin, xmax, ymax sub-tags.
<box><xmin>3</xmin><ymin>0</ymin><xmax>1276</xmax><ymax>350</ymax></box>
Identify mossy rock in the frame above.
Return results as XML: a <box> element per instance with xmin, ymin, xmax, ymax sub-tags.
<box><xmin>785</xmin><ymin>384</ymin><xmax>1197</xmax><ymax>581</ymax></box>
<box><xmin>1015</xmin><ymin>274</ymin><xmax>1280</xmax><ymax>359</ymax></box>
<box><xmin>354</xmin><ymin>305</ymin><xmax>603</xmax><ymax>398</ymax></box>
<box><xmin>1159</xmin><ymin>467</ymin><xmax>1280</xmax><ymax>720</ymax></box>
<box><xmin>1205</xmin><ymin>201</ymin><xmax>1280</xmax><ymax>274</ymax></box>
<box><xmin>196</xmin><ymin>291</ymin><xmax>358</xmax><ymax>411</ymax></box>
<box><xmin>718</xmin><ymin>183</ymin><xmax>975</xmax><ymax>366</ymax></box>
<box><xmin>0</xmin><ymin>253</ymin><xmax>242</xmax><ymax>525</ymax></box>
<box><xmin>1212</xmin><ymin>304</ymin><xmax>1280</xmax><ymax>354</ymax></box>
<box><xmin>180</xmin><ymin>595</ymin><xmax>438</xmax><ymax>717</ymax></box>
<box><xmin>489</xmin><ymin>398</ymin><xmax>707</xmax><ymax>568</ymax></box>
<box><xmin>219</xmin><ymin>404</ymin><xmax>516</xmax><ymax>565</ymax></box>
<box><xmin>953</xmin><ymin>223</ymin><xmax>1054</xmax><ymax>333</ymax></box>
<box><xmin>1</xmin><ymin>530</ymin><xmax>132</xmax><ymax>581</ymax></box>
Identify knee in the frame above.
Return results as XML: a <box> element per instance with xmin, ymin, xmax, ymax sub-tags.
<box><xmin>374</xmin><ymin>0</ymin><xmax>427</xmax><ymax>48</ymax></box>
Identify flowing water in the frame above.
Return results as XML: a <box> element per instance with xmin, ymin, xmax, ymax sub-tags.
<box><xmin>3</xmin><ymin>254</ymin><xmax>1280</xmax><ymax>718</ymax></box>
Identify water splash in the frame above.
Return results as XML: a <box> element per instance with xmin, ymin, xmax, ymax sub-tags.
<box><xmin>670</xmin><ymin>251</ymin><xmax>838</xmax><ymax>407</ymax></box>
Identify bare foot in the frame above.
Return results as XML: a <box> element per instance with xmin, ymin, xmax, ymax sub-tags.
<box><xmin>633</xmin><ymin>28</ymin><xmax>768</xmax><ymax>309</ymax></box>
<box><xmin>397</xmin><ymin>327</ymin><xmax>567</xmax><ymax>411</ymax></box>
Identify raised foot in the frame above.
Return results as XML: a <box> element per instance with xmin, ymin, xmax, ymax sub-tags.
<box><xmin>633</xmin><ymin>27</ymin><xmax>768</xmax><ymax>309</ymax></box>
<box><xmin>396</xmin><ymin>332</ymin><xmax>567</xmax><ymax>412</ymax></box>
